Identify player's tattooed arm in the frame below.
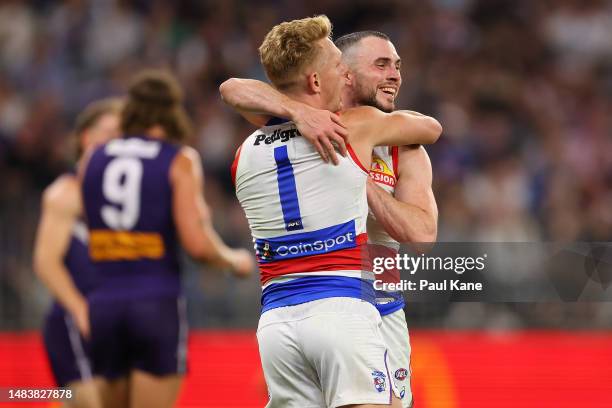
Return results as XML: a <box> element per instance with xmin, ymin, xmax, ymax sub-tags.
<box><xmin>219</xmin><ymin>78</ymin><xmax>348</xmax><ymax>164</ymax></box>
<box><xmin>33</xmin><ymin>176</ymin><xmax>90</xmax><ymax>338</ymax></box>
<box><xmin>170</xmin><ymin>147</ymin><xmax>254</xmax><ymax>277</ymax></box>
<box><xmin>367</xmin><ymin>146</ymin><xmax>438</xmax><ymax>252</ymax></box>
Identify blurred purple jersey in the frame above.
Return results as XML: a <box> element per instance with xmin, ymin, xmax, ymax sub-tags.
<box><xmin>82</xmin><ymin>135</ymin><xmax>182</xmax><ymax>301</ymax></box>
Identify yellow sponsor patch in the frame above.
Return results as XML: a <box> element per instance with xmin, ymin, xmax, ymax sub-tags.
<box><xmin>89</xmin><ymin>230</ymin><xmax>165</xmax><ymax>261</ymax></box>
<box><xmin>369</xmin><ymin>155</ymin><xmax>396</xmax><ymax>187</ymax></box>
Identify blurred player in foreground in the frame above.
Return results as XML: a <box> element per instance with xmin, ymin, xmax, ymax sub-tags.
<box><xmin>222</xmin><ymin>30</ymin><xmax>438</xmax><ymax>407</ymax></box>
<box><xmin>80</xmin><ymin>70</ymin><xmax>254</xmax><ymax>408</ymax></box>
<box><xmin>34</xmin><ymin>98</ymin><xmax>122</xmax><ymax>408</ymax></box>
<box><xmin>227</xmin><ymin>15</ymin><xmax>441</xmax><ymax>408</ymax></box>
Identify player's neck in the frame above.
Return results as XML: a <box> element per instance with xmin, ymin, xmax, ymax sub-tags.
<box><xmin>283</xmin><ymin>90</ymin><xmax>330</xmax><ymax>111</ymax></box>
<box><xmin>341</xmin><ymin>88</ymin><xmax>358</xmax><ymax>109</ymax></box>
<box><xmin>146</xmin><ymin>126</ymin><xmax>166</xmax><ymax>140</ymax></box>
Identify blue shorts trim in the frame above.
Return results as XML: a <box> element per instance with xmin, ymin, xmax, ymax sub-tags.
<box><xmin>261</xmin><ymin>276</ymin><xmax>375</xmax><ymax>313</ymax></box>
<box><xmin>375</xmin><ymin>298</ymin><xmax>405</xmax><ymax>316</ymax></box>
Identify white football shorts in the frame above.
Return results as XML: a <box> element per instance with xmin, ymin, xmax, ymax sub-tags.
<box><xmin>257</xmin><ymin>297</ymin><xmax>397</xmax><ymax>408</ymax></box>
<box><xmin>380</xmin><ymin>308</ymin><xmax>412</xmax><ymax>407</ymax></box>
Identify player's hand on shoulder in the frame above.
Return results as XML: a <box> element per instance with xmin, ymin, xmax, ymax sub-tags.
<box><xmin>229</xmin><ymin>248</ymin><xmax>256</xmax><ymax>279</ymax></box>
<box><xmin>293</xmin><ymin>104</ymin><xmax>348</xmax><ymax>165</ymax></box>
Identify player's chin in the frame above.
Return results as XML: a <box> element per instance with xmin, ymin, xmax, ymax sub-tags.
<box><xmin>376</xmin><ymin>97</ymin><xmax>395</xmax><ymax>113</ymax></box>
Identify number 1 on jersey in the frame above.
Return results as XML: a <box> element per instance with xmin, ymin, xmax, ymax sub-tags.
<box><xmin>274</xmin><ymin>145</ymin><xmax>303</xmax><ymax>231</ymax></box>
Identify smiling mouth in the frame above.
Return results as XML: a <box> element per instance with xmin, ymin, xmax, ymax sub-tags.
<box><xmin>379</xmin><ymin>87</ymin><xmax>397</xmax><ymax>97</ymax></box>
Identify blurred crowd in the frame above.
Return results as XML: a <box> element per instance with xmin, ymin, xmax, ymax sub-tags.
<box><xmin>1</xmin><ymin>0</ymin><xmax>610</xmax><ymax>329</ymax></box>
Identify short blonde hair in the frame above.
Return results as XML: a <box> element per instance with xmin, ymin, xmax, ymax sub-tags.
<box><xmin>259</xmin><ymin>15</ymin><xmax>332</xmax><ymax>88</ymax></box>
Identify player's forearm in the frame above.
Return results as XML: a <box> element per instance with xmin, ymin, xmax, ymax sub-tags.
<box><xmin>219</xmin><ymin>78</ymin><xmax>301</xmax><ymax>120</ymax></box>
<box><xmin>34</xmin><ymin>260</ymin><xmax>86</xmax><ymax>316</ymax></box>
<box><xmin>377</xmin><ymin>111</ymin><xmax>442</xmax><ymax>147</ymax></box>
<box><xmin>399</xmin><ymin>112</ymin><xmax>442</xmax><ymax>145</ymax></box>
<box><xmin>189</xmin><ymin>220</ymin><xmax>236</xmax><ymax>270</ymax></box>
<box><xmin>367</xmin><ymin>181</ymin><xmax>437</xmax><ymax>245</ymax></box>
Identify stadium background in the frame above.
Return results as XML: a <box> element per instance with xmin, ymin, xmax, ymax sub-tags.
<box><xmin>0</xmin><ymin>0</ymin><xmax>611</xmax><ymax>406</ymax></box>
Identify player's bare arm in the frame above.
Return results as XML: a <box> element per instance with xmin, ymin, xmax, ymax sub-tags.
<box><xmin>219</xmin><ymin>77</ymin><xmax>348</xmax><ymax>164</ymax></box>
<box><xmin>33</xmin><ymin>175</ymin><xmax>90</xmax><ymax>337</ymax></box>
<box><xmin>367</xmin><ymin>145</ymin><xmax>438</xmax><ymax>252</ymax></box>
<box><xmin>342</xmin><ymin>105</ymin><xmax>442</xmax><ymax>167</ymax></box>
<box><xmin>170</xmin><ymin>146</ymin><xmax>253</xmax><ymax>277</ymax></box>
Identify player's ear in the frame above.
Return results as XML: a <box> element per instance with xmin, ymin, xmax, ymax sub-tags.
<box><xmin>345</xmin><ymin>70</ymin><xmax>353</xmax><ymax>86</ymax></box>
<box><xmin>307</xmin><ymin>72</ymin><xmax>321</xmax><ymax>94</ymax></box>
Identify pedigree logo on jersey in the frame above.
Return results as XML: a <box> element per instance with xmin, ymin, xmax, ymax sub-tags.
<box><xmin>253</xmin><ymin>128</ymin><xmax>301</xmax><ymax>146</ymax></box>
<box><xmin>369</xmin><ymin>155</ymin><xmax>396</xmax><ymax>187</ymax></box>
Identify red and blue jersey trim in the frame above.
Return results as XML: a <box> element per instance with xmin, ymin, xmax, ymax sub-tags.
<box><xmin>259</xmin><ymin>243</ymin><xmax>367</xmax><ymax>284</ymax></box>
<box><xmin>347</xmin><ymin>143</ymin><xmax>369</xmax><ymax>174</ymax></box>
<box><xmin>391</xmin><ymin>145</ymin><xmax>399</xmax><ymax>176</ymax></box>
<box><xmin>231</xmin><ymin>144</ymin><xmax>243</xmax><ymax>186</ymax></box>
<box><xmin>255</xmin><ymin>219</ymin><xmax>362</xmax><ymax>263</ymax></box>
<box><xmin>255</xmin><ymin>219</ymin><xmax>368</xmax><ymax>284</ymax></box>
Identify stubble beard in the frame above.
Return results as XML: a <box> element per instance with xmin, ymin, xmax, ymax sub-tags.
<box><xmin>354</xmin><ymin>82</ymin><xmax>394</xmax><ymax>113</ymax></box>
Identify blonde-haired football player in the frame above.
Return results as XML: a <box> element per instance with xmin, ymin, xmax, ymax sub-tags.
<box><xmin>227</xmin><ymin>15</ymin><xmax>441</xmax><ymax>408</ymax></box>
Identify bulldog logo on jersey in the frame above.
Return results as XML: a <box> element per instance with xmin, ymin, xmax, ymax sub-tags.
<box><xmin>369</xmin><ymin>154</ymin><xmax>396</xmax><ymax>187</ymax></box>
<box><xmin>260</xmin><ymin>241</ymin><xmax>272</xmax><ymax>260</ymax></box>
<box><xmin>371</xmin><ymin>370</ymin><xmax>387</xmax><ymax>393</ymax></box>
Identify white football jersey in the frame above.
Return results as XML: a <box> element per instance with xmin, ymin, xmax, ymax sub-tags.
<box><xmin>367</xmin><ymin>145</ymin><xmax>401</xmax><ymax>252</ymax></box>
<box><xmin>233</xmin><ymin>118</ymin><xmax>370</xmax><ymax>287</ymax></box>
